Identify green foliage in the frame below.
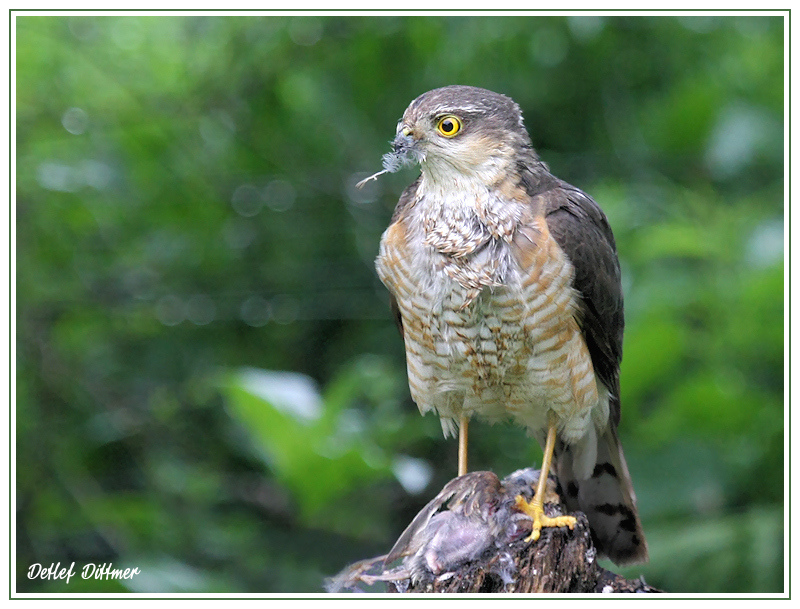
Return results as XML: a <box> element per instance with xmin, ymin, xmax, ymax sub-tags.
<box><xmin>218</xmin><ymin>360</ymin><xmax>415</xmax><ymax>531</ymax></box>
<box><xmin>16</xmin><ymin>14</ymin><xmax>784</xmax><ymax>594</ymax></box>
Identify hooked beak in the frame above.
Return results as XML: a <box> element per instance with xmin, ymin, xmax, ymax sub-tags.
<box><xmin>354</xmin><ymin>124</ymin><xmax>423</xmax><ymax>190</ymax></box>
<box><xmin>382</xmin><ymin>125</ymin><xmax>422</xmax><ymax>172</ymax></box>
<box><xmin>393</xmin><ymin>125</ymin><xmax>415</xmax><ymax>152</ymax></box>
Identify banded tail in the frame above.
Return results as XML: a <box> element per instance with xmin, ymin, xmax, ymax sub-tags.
<box><xmin>555</xmin><ymin>425</ymin><xmax>648</xmax><ymax>565</ymax></box>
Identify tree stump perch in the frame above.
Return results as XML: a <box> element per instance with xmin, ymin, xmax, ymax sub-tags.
<box><xmin>327</xmin><ymin>468</ymin><xmax>661</xmax><ymax>594</ymax></box>
<box><xmin>384</xmin><ymin>512</ymin><xmax>657</xmax><ymax>593</ymax></box>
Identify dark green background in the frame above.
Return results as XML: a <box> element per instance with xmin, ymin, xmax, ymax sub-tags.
<box><xmin>16</xmin><ymin>14</ymin><xmax>785</xmax><ymax>593</ymax></box>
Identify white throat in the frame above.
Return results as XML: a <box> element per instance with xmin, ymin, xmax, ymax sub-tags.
<box><xmin>409</xmin><ymin>159</ymin><xmax>526</xmax><ymax>300</ymax></box>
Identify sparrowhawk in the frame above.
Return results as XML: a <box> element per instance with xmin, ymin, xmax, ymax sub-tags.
<box><xmin>368</xmin><ymin>85</ymin><xmax>647</xmax><ymax>566</ymax></box>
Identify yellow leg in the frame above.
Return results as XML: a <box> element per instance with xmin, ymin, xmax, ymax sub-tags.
<box><xmin>458</xmin><ymin>415</ymin><xmax>469</xmax><ymax>477</ymax></box>
<box><xmin>514</xmin><ymin>424</ymin><xmax>577</xmax><ymax>542</ymax></box>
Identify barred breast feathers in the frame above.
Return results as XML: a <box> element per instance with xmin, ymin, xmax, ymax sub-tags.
<box><xmin>375</xmin><ymin>172</ymin><xmax>607</xmax><ymax>448</ymax></box>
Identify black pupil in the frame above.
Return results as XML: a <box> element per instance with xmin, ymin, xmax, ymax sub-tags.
<box><xmin>442</xmin><ymin>119</ymin><xmax>455</xmax><ymax>133</ymax></box>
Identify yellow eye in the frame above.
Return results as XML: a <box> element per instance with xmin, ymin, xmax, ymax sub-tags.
<box><xmin>436</xmin><ymin>115</ymin><xmax>462</xmax><ymax>138</ymax></box>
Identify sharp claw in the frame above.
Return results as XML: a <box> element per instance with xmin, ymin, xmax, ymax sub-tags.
<box><xmin>514</xmin><ymin>494</ymin><xmax>577</xmax><ymax>543</ymax></box>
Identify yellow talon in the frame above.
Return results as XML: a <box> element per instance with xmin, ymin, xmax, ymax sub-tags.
<box><xmin>514</xmin><ymin>422</ymin><xmax>577</xmax><ymax>542</ymax></box>
<box><xmin>514</xmin><ymin>494</ymin><xmax>577</xmax><ymax>542</ymax></box>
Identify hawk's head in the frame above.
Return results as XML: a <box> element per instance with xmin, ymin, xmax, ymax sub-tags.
<box><xmin>387</xmin><ymin>85</ymin><xmax>534</xmax><ymax>185</ymax></box>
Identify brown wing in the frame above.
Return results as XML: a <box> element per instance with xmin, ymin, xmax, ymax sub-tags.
<box><xmin>540</xmin><ymin>181</ymin><xmax>624</xmax><ymax>426</ymax></box>
<box><xmin>525</xmin><ymin>175</ymin><xmax>647</xmax><ymax>565</ymax></box>
<box><xmin>384</xmin><ymin>471</ymin><xmax>502</xmax><ymax>569</ymax></box>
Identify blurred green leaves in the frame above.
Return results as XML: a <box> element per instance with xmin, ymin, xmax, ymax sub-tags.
<box><xmin>220</xmin><ymin>356</ymin><xmax>436</xmax><ymax>540</ymax></box>
<box><xmin>618</xmin><ymin>505</ymin><xmax>784</xmax><ymax>593</ymax></box>
<box><xmin>220</xmin><ymin>364</ymin><xmax>393</xmax><ymax>527</ymax></box>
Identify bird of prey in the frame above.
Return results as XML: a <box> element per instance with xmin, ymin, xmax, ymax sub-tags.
<box><xmin>368</xmin><ymin>85</ymin><xmax>647</xmax><ymax>566</ymax></box>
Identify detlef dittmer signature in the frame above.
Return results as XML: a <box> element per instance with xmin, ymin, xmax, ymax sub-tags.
<box><xmin>28</xmin><ymin>562</ymin><xmax>141</xmax><ymax>585</ymax></box>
